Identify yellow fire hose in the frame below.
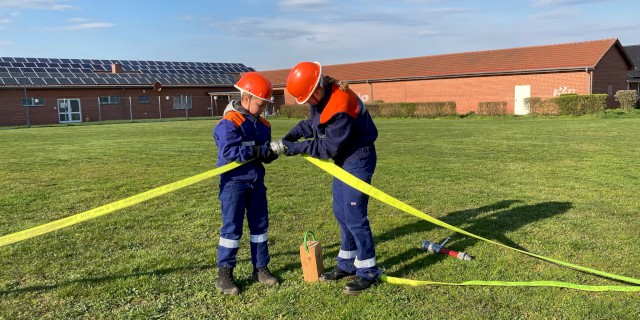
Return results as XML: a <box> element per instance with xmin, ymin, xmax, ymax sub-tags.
<box><xmin>1</xmin><ymin>157</ymin><xmax>638</xmax><ymax>292</ymax></box>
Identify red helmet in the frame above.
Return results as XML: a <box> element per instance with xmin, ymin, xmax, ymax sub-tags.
<box><xmin>234</xmin><ymin>72</ymin><xmax>273</xmax><ymax>102</ymax></box>
<box><xmin>286</xmin><ymin>61</ymin><xmax>322</xmax><ymax>104</ymax></box>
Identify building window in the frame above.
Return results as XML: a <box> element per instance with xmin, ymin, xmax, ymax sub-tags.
<box><xmin>22</xmin><ymin>97</ymin><xmax>46</xmax><ymax>107</ymax></box>
<box><xmin>138</xmin><ymin>95</ymin><xmax>151</xmax><ymax>104</ymax></box>
<box><xmin>173</xmin><ymin>95</ymin><xmax>192</xmax><ymax>109</ymax></box>
<box><xmin>99</xmin><ymin>96</ymin><xmax>121</xmax><ymax>104</ymax></box>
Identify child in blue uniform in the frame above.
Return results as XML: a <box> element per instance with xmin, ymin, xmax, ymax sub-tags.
<box><xmin>213</xmin><ymin>72</ymin><xmax>279</xmax><ymax>295</ymax></box>
<box><xmin>271</xmin><ymin>61</ymin><xmax>381</xmax><ymax>295</ymax></box>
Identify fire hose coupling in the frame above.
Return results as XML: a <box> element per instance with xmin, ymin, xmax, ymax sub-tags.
<box><xmin>421</xmin><ymin>237</ymin><xmax>474</xmax><ymax>261</ymax></box>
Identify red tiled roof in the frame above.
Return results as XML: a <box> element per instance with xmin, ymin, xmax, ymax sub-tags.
<box><xmin>260</xmin><ymin>38</ymin><xmax>633</xmax><ymax>86</ymax></box>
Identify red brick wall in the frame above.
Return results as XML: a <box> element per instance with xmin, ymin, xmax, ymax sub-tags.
<box><xmin>282</xmin><ymin>72</ymin><xmax>590</xmax><ymax>114</ymax></box>
<box><xmin>0</xmin><ymin>87</ymin><xmax>233</xmax><ymax>126</ymax></box>
<box><xmin>591</xmin><ymin>46</ymin><xmax>632</xmax><ymax>108</ymax></box>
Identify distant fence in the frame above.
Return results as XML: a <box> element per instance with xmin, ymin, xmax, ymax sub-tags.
<box><xmin>0</xmin><ymin>88</ymin><xmax>282</xmax><ymax>127</ymax></box>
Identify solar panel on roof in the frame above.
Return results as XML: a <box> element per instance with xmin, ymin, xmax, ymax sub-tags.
<box><xmin>3</xmin><ymin>78</ymin><xmax>18</xmax><ymax>85</ymax></box>
<box><xmin>30</xmin><ymin>78</ymin><xmax>46</xmax><ymax>85</ymax></box>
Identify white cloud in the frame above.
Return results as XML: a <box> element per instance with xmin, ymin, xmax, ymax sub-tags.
<box><xmin>0</xmin><ymin>0</ymin><xmax>78</xmax><ymax>11</ymax></box>
<box><xmin>428</xmin><ymin>7</ymin><xmax>475</xmax><ymax>14</ymax></box>
<box><xmin>278</xmin><ymin>0</ymin><xmax>331</xmax><ymax>11</ymax></box>
<box><xmin>417</xmin><ymin>29</ymin><xmax>442</xmax><ymax>37</ymax></box>
<box><xmin>0</xmin><ymin>14</ymin><xmax>11</xmax><ymax>29</ymax></box>
<box><xmin>532</xmin><ymin>0</ymin><xmax>605</xmax><ymax>6</ymax></box>
<box><xmin>531</xmin><ymin>9</ymin><xmax>579</xmax><ymax>19</ymax></box>
<box><xmin>67</xmin><ymin>17</ymin><xmax>90</xmax><ymax>23</ymax></box>
<box><xmin>212</xmin><ymin>17</ymin><xmax>316</xmax><ymax>41</ymax></box>
<box><xmin>59</xmin><ymin>22</ymin><xmax>114</xmax><ymax>30</ymax></box>
<box><xmin>178</xmin><ymin>15</ymin><xmax>196</xmax><ymax>21</ymax></box>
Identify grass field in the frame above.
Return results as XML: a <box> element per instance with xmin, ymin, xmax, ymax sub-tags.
<box><xmin>1</xmin><ymin>117</ymin><xmax>639</xmax><ymax>319</ymax></box>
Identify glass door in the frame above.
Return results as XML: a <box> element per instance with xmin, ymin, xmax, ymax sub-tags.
<box><xmin>58</xmin><ymin>99</ymin><xmax>82</xmax><ymax>123</ymax></box>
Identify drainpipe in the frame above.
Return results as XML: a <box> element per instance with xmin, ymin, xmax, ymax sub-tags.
<box><xmin>367</xmin><ymin>80</ymin><xmax>373</xmax><ymax>103</ymax></box>
<box><xmin>23</xmin><ymin>85</ymin><xmax>31</xmax><ymax>128</ymax></box>
<box><xmin>586</xmin><ymin>68</ymin><xmax>592</xmax><ymax>94</ymax></box>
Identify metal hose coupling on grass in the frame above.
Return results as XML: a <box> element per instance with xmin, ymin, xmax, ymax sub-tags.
<box><xmin>421</xmin><ymin>237</ymin><xmax>474</xmax><ymax>261</ymax></box>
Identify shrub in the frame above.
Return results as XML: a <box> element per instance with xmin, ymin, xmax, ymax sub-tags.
<box><xmin>614</xmin><ymin>90</ymin><xmax>638</xmax><ymax>111</ymax></box>
<box><xmin>554</xmin><ymin>94</ymin><xmax>606</xmax><ymax>115</ymax></box>
<box><xmin>279</xmin><ymin>104</ymin><xmax>310</xmax><ymax>118</ymax></box>
<box><xmin>525</xmin><ymin>97</ymin><xmax>559</xmax><ymax>115</ymax></box>
<box><xmin>477</xmin><ymin>101</ymin><xmax>507</xmax><ymax>116</ymax></box>
<box><xmin>279</xmin><ymin>101</ymin><xmax>457</xmax><ymax>118</ymax></box>
<box><xmin>378</xmin><ymin>103</ymin><xmax>416</xmax><ymax>117</ymax></box>
<box><xmin>414</xmin><ymin>102</ymin><xmax>457</xmax><ymax>117</ymax></box>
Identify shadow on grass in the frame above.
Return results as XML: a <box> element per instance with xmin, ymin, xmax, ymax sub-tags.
<box><xmin>0</xmin><ymin>264</ymin><xmax>216</xmax><ymax>296</ymax></box>
<box><xmin>0</xmin><ymin>243</ymin><xmax>343</xmax><ymax>296</ymax></box>
<box><xmin>379</xmin><ymin>200</ymin><xmax>573</xmax><ymax>277</ymax></box>
<box><xmin>1</xmin><ymin>201</ymin><xmax>571</xmax><ymax>295</ymax></box>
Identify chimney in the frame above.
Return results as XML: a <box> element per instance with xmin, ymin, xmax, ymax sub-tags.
<box><xmin>111</xmin><ymin>63</ymin><xmax>124</xmax><ymax>73</ymax></box>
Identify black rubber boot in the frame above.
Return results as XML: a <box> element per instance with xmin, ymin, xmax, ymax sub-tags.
<box><xmin>319</xmin><ymin>268</ymin><xmax>356</xmax><ymax>281</ymax></box>
<box><xmin>343</xmin><ymin>276</ymin><xmax>380</xmax><ymax>295</ymax></box>
<box><xmin>252</xmin><ymin>267</ymin><xmax>279</xmax><ymax>286</ymax></box>
<box><xmin>216</xmin><ymin>267</ymin><xmax>240</xmax><ymax>295</ymax></box>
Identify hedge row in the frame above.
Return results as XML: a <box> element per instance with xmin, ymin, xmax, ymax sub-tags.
<box><xmin>525</xmin><ymin>94</ymin><xmax>607</xmax><ymax>115</ymax></box>
<box><xmin>278</xmin><ymin>93</ymin><xmax>611</xmax><ymax>118</ymax></box>
<box><xmin>477</xmin><ymin>102</ymin><xmax>507</xmax><ymax>116</ymax></box>
<box><xmin>279</xmin><ymin>102</ymin><xmax>457</xmax><ymax>118</ymax></box>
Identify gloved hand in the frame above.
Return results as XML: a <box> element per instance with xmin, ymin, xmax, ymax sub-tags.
<box><xmin>282</xmin><ymin>140</ymin><xmax>298</xmax><ymax>156</ymax></box>
<box><xmin>252</xmin><ymin>143</ymin><xmax>278</xmax><ymax>163</ymax></box>
<box><xmin>282</xmin><ymin>133</ymin><xmax>298</xmax><ymax>142</ymax></box>
<box><xmin>270</xmin><ymin>139</ymin><xmax>299</xmax><ymax>156</ymax></box>
<box><xmin>263</xmin><ymin>145</ymin><xmax>279</xmax><ymax>164</ymax></box>
<box><xmin>270</xmin><ymin>140</ymin><xmax>286</xmax><ymax>155</ymax></box>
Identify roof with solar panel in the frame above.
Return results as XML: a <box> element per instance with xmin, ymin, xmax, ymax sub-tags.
<box><xmin>0</xmin><ymin>57</ymin><xmax>254</xmax><ymax>88</ymax></box>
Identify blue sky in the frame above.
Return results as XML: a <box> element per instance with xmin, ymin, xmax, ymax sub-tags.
<box><xmin>1</xmin><ymin>0</ymin><xmax>639</xmax><ymax>71</ymax></box>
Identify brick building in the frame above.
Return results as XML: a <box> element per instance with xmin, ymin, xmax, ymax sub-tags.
<box><xmin>260</xmin><ymin>38</ymin><xmax>634</xmax><ymax>115</ymax></box>
<box><xmin>625</xmin><ymin>45</ymin><xmax>640</xmax><ymax>93</ymax></box>
<box><xmin>0</xmin><ymin>58</ymin><xmax>253</xmax><ymax>127</ymax></box>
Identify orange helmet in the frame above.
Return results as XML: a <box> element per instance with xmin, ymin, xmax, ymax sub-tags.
<box><xmin>234</xmin><ymin>72</ymin><xmax>273</xmax><ymax>102</ymax></box>
<box><xmin>286</xmin><ymin>61</ymin><xmax>322</xmax><ymax>104</ymax></box>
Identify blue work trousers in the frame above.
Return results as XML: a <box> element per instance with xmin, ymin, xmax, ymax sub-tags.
<box><xmin>333</xmin><ymin>149</ymin><xmax>381</xmax><ymax>280</ymax></box>
<box><xmin>217</xmin><ymin>180</ymin><xmax>270</xmax><ymax>269</ymax></box>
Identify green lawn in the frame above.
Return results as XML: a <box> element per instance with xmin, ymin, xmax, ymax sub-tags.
<box><xmin>1</xmin><ymin>117</ymin><xmax>639</xmax><ymax>319</ymax></box>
